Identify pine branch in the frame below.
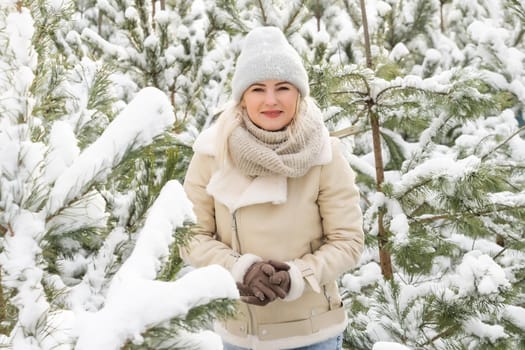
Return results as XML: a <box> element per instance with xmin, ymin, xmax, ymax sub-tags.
<box><xmin>256</xmin><ymin>0</ymin><xmax>268</xmax><ymax>24</ymax></box>
<box><xmin>307</xmin><ymin>0</ymin><xmax>324</xmax><ymax>32</ymax></box>
<box><xmin>493</xmin><ymin>247</ymin><xmax>508</xmax><ymax>260</ymax></box>
<box><xmin>213</xmin><ymin>0</ymin><xmax>248</xmax><ymax>33</ymax></box>
<box><xmin>331</xmin><ymin>90</ymin><xmax>368</xmax><ymax>97</ymax></box>
<box><xmin>44</xmin><ymin>166</ymin><xmax>111</xmax><ymax>221</ymax></box>
<box><xmin>342</xmin><ymin>0</ymin><xmax>362</xmax><ymax>28</ymax></box>
<box><xmin>411</xmin><ymin>204</ymin><xmax>525</xmax><ymax>223</ymax></box>
<box><xmin>283</xmin><ymin>0</ymin><xmax>306</xmax><ymax>33</ymax></box>
<box><xmin>0</xmin><ymin>224</ymin><xmax>14</xmax><ymax>237</ymax></box>
<box><xmin>121</xmin><ymin>299</ymin><xmax>237</xmax><ymax>350</ymax></box>
<box><xmin>136</xmin><ymin>0</ymin><xmax>152</xmax><ymax>40</ymax></box>
<box><xmin>419</xmin><ymin>326</ymin><xmax>456</xmax><ymax>347</ymax></box>
<box><xmin>375</xmin><ymin>85</ymin><xmax>447</xmax><ymax>104</ymax></box>
<box><xmin>481</xmin><ymin>124</ymin><xmax>525</xmax><ymax>161</ymax></box>
<box><xmin>156</xmin><ymin>228</ymin><xmax>189</xmax><ymax>282</ymax></box>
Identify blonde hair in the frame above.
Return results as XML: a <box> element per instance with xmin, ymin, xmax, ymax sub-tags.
<box><xmin>215</xmin><ymin>102</ymin><xmax>243</xmax><ymax>168</ymax></box>
<box><xmin>215</xmin><ymin>96</ymin><xmax>317</xmax><ymax>169</ymax></box>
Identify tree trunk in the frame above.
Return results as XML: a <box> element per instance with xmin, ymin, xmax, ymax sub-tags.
<box><xmin>98</xmin><ymin>10</ymin><xmax>102</xmax><ymax>35</ymax></box>
<box><xmin>440</xmin><ymin>0</ymin><xmax>445</xmax><ymax>33</ymax></box>
<box><xmin>359</xmin><ymin>0</ymin><xmax>393</xmax><ymax>279</ymax></box>
<box><xmin>152</xmin><ymin>0</ymin><xmax>156</xmax><ymax>30</ymax></box>
<box><xmin>0</xmin><ymin>268</ymin><xmax>6</xmax><ymax>333</ymax></box>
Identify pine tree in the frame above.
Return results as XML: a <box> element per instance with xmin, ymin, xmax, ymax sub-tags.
<box><xmin>0</xmin><ymin>2</ymin><xmax>237</xmax><ymax>349</ymax></box>
<box><xmin>78</xmin><ymin>0</ymin><xmax>244</xmax><ymax>130</ymax></box>
<box><xmin>305</xmin><ymin>1</ymin><xmax>525</xmax><ymax>349</ymax></box>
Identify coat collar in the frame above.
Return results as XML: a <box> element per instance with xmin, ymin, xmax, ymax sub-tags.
<box><xmin>193</xmin><ymin>123</ymin><xmax>332</xmax><ymax>213</ymax></box>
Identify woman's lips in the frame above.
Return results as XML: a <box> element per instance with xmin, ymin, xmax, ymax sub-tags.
<box><xmin>262</xmin><ymin>110</ymin><xmax>282</xmax><ymax>118</ymax></box>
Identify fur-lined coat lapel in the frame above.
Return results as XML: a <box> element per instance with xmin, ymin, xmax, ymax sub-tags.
<box><xmin>192</xmin><ymin>123</ymin><xmax>332</xmax><ymax>213</ymax></box>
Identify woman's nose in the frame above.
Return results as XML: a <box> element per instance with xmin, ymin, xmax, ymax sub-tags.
<box><xmin>264</xmin><ymin>90</ymin><xmax>278</xmax><ymax>105</ymax></box>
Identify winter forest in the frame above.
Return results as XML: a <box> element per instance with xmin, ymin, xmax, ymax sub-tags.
<box><xmin>0</xmin><ymin>0</ymin><xmax>524</xmax><ymax>349</ymax></box>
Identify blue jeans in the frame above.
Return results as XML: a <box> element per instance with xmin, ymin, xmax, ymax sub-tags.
<box><xmin>223</xmin><ymin>333</ymin><xmax>343</xmax><ymax>350</ymax></box>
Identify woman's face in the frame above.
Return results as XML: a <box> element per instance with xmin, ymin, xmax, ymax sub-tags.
<box><xmin>241</xmin><ymin>80</ymin><xmax>299</xmax><ymax>131</ymax></box>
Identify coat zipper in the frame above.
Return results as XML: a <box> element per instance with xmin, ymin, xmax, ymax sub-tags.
<box><xmin>232</xmin><ymin>210</ymin><xmax>242</xmax><ymax>253</ymax></box>
<box><xmin>231</xmin><ymin>210</ymin><xmax>255</xmax><ymax>335</ymax></box>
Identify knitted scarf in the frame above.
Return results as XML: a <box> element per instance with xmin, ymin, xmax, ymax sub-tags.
<box><xmin>228</xmin><ymin>105</ymin><xmax>325</xmax><ymax>177</ymax></box>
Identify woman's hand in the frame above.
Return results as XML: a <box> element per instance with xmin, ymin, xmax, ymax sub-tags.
<box><xmin>268</xmin><ymin>260</ymin><xmax>291</xmax><ymax>294</ymax></box>
<box><xmin>237</xmin><ymin>260</ymin><xmax>291</xmax><ymax>306</ymax></box>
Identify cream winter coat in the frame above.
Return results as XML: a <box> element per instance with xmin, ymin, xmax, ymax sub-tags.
<box><xmin>182</xmin><ymin>122</ymin><xmax>364</xmax><ymax>349</ymax></box>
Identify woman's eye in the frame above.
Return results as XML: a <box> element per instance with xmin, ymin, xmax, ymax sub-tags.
<box><xmin>251</xmin><ymin>88</ymin><xmax>264</xmax><ymax>92</ymax></box>
<box><xmin>278</xmin><ymin>86</ymin><xmax>291</xmax><ymax>91</ymax></box>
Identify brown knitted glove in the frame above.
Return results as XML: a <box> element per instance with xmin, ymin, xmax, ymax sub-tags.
<box><xmin>236</xmin><ymin>262</ymin><xmax>274</xmax><ymax>306</ymax></box>
<box><xmin>244</xmin><ymin>261</ymin><xmax>278</xmax><ymax>301</ymax></box>
<box><xmin>239</xmin><ymin>261</ymin><xmax>290</xmax><ymax>305</ymax></box>
<box><xmin>236</xmin><ymin>282</ymin><xmax>272</xmax><ymax>306</ymax></box>
<box><xmin>268</xmin><ymin>260</ymin><xmax>291</xmax><ymax>294</ymax></box>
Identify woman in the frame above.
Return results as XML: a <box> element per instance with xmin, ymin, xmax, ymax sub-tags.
<box><xmin>182</xmin><ymin>26</ymin><xmax>364</xmax><ymax>350</ymax></box>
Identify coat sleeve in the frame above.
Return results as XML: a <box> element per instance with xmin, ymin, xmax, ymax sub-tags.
<box><xmin>181</xmin><ymin>152</ymin><xmax>238</xmax><ymax>269</ymax></box>
<box><xmin>291</xmin><ymin>138</ymin><xmax>364</xmax><ymax>290</ymax></box>
<box><xmin>181</xmin><ymin>152</ymin><xmax>263</xmax><ymax>279</ymax></box>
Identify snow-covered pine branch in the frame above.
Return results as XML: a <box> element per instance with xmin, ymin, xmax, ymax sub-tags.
<box><xmin>46</xmin><ymin>87</ymin><xmax>174</xmax><ymax>216</ymax></box>
<box><xmin>74</xmin><ymin>180</ymin><xmax>238</xmax><ymax>350</ymax></box>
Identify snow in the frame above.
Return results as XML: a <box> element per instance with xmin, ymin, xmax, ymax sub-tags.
<box><xmin>341</xmin><ymin>262</ymin><xmax>382</xmax><ymax>293</ymax></box>
<box><xmin>155</xmin><ymin>10</ymin><xmax>170</xmax><ymax>25</ymax></box>
<box><xmin>468</xmin><ymin>21</ymin><xmax>509</xmax><ymax>45</ymax></box>
<box><xmin>489</xmin><ymin>191</ymin><xmax>525</xmax><ymax>207</ymax></box>
<box><xmin>124</xmin><ymin>6</ymin><xmax>139</xmax><ymax>22</ymax></box>
<box><xmin>394</xmin><ymin>155</ymin><xmax>481</xmax><ymax>197</ymax></box>
<box><xmin>464</xmin><ymin>318</ymin><xmax>508</xmax><ymax>343</ymax></box>
<box><xmin>144</xmin><ymin>34</ymin><xmax>159</xmax><ymax>50</ymax></box>
<box><xmin>1</xmin><ymin>217</ymin><xmax>43</xmax><ymax>290</ymax></box>
<box><xmin>389</xmin><ymin>43</ymin><xmax>410</xmax><ymax>61</ymax></box>
<box><xmin>503</xmin><ymin>305</ymin><xmax>525</xmax><ymax>331</ymax></box>
<box><xmin>44</xmin><ymin>121</ymin><xmax>80</xmax><ymax>183</ymax></box>
<box><xmin>373</xmin><ymin>342</ymin><xmax>411</xmax><ymax>350</ymax></box>
<box><xmin>1</xmin><ymin>1</ymin><xmax>525</xmax><ymax>349</ymax></box>
<box><xmin>81</xmin><ymin>28</ymin><xmax>129</xmax><ymax>61</ymax></box>
<box><xmin>6</xmin><ymin>8</ymin><xmax>36</xmax><ymax>67</ymax></box>
<box><xmin>450</xmin><ymin>251</ymin><xmax>510</xmax><ymax>296</ymax></box>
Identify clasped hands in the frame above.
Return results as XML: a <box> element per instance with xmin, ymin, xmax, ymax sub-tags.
<box><xmin>236</xmin><ymin>260</ymin><xmax>291</xmax><ymax>306</ymax></box>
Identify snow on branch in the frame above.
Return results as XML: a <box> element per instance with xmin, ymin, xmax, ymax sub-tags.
<box><xmin>46</xmin><ymin>87</ymin><xmax>174</xmax><ymax>215</ymax></box>
<box><xmin>371</xmin><ymin>73</ymin><xmax>451</xmax><ymax>101</ymax></box>
<box><xmin>81</xmin><ymin>27</ymin><xmax>129</xmax><ymax>60</ymax></box>
<box><xmin>392</xmin><ymin>155</ymin><xmax>481</xmax><ymax>197</ymax></box>
<box><xmin>74</xmin><ymin>180</ymin><xmax>238</xmax><ymax>349</ymax></box>
<box><xmin>503</xmin><ymin>305</ymin><xmax>525</xmax><ymax>332</ymax></box>
<box><xmin>488</xmin><ymin>191</ymin><xmax>525</xmax><ymax>207</ymax></box>
<box><xmin>115</xmin><ymin>180</ymin><xmax>195</xmax><ymax>280</ymax></box>
<box><xmin>74</xmin><ymin>265</ymin><xmax>237</xmax><ymax>349</ymax></box>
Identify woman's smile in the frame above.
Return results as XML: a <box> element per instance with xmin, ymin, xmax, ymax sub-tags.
<box><xmin>261</xmin><ymin>110</ymin><xmax>282</xmax><ymax>118</ymax></box>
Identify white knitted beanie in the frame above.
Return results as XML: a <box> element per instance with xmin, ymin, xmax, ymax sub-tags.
<box><xmin>231</xmin><ymin>26</ymin><xmax>309</xmax><ymax>102</ymax></box>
